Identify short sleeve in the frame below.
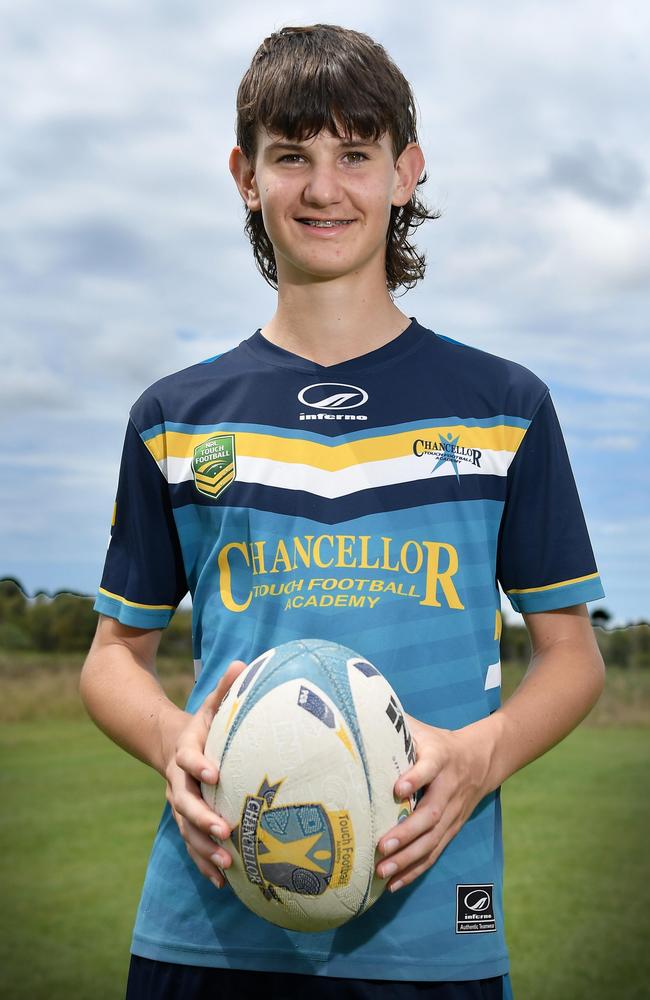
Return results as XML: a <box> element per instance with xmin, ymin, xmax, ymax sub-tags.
<box><xmin>93</xmin><ymin>416</ymin><xmax>188</xmax><ymax>628</ymax></box>
<box><xmin>497</xmin><ymin>390</ymin><xmax>605</xmax><ymax>613</ymax></box>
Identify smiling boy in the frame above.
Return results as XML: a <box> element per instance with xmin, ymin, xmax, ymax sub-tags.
<box><xmin>81</xmin><ymin>24</ymin><xmax>606</xmax><ymax>1000</ymax></box>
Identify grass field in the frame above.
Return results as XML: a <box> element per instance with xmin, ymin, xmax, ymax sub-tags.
<box><xmin>0</xmin><ymin>661</ymin><xmax>649</xmax><ymax>998</ymax></box>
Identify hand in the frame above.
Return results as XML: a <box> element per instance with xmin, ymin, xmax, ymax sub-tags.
<box><xmin>375</xmin><ymin>713</ymin><xmax>495</xmax><ymax>893</ymax></box>
<box><xmin>163</xmin><ymin>659</ymin><xmax>249</xmax><ymax>890</ymax></box>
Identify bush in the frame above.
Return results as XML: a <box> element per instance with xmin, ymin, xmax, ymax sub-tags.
<box><xmin>49</xmin><ymin>594</ymin><xmax>98</xmax><ymax>652</ymax></box>
<box><xmin>0</xmin><ymin>621</ymin><xmax>31</xmax><ymax>651</ymax></box>
<box><xmin>0</xmin><ymin>579</ymin><xmax>28</xmax><ymax>623</ymax></box>
<box><xmin>158</xmin><ymin>610</ymin><xmax>193</xmax><ymax>659</ymax></box>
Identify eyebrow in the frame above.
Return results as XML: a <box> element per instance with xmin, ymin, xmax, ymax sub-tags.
<box><xmin>264</xmin><ymin>138</ymin><xmax>379</xmax><ymax>153</ymax></box>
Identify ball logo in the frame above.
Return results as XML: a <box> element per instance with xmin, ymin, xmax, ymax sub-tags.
<box><xmin>229</xmin><ymin>776</ymin><xmax>356</xmax><ymax>903</ymax></box>
<box><xmin>464</xmin><ymin>889</ymin><xmax>491</xmax><ymax>911</ymax></box>
<box><xmin>298</xmin><ymin>383</ymin><xmax>368</xmax><ymax>410</ymax></box>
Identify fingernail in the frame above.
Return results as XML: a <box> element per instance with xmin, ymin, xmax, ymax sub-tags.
<box><xmin>397</xmin><ymin>782</ymin><xmax>412</xmax><ymax>796</ymax></box>
<box><xmin>380</xmin><ymin>862</ymin><xmax>397</xmax><ymax>878</ymax></box>
<box><xmin>210</xmin><ymin>876</ymin><xmax>222</xmax><ymax>890</ymax></box>
<box><xmin>209</xmin><ymin>825</ymin><xmax>226</xmax><ymax>840</ymax></box>
<box><xmin>210</xmin><ymin>852</ymin><xmax>224</xmax><ymax>867</ymax></box>
<box><xmin>201</xmin><ymin>769</ymin><xmax>215</xmax><ymax>782</ymax></box>
<box><xmin>383</xmin><ymin>838</ymin><xmax>399</xmax><ymax>855</ymax></box>
<box><xmin>389</xmin><ymin>880</ymin><xmax>403</xmax><ymax>893</ymax></box>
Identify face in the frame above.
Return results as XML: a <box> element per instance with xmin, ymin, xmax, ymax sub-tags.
<box><xmin>230</xmin><ymin>127</ymin><xmax>424</xmax><ymax>286</ymax></box>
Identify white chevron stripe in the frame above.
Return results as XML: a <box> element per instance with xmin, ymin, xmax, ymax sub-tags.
<box><xmin>484</xmin><ymin>660</ymin><xmax>501</xmax><ymax>690</ymax></box>
<box><xmin>161</xmin><ymin>449</ymin><xmax>516</xmax><ymax>498</ymax></box>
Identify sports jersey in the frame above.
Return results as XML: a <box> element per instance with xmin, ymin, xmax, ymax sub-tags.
<box><xmin>93</xmin><ymin>317</ymin><xmax>604</xmax><ymax>982</ymax></box>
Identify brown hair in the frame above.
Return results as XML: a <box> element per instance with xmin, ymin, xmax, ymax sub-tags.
<box><xmin>235</xmin><ymin>24</ymin><xmax>440</xmax><ymax>294</ymax></box>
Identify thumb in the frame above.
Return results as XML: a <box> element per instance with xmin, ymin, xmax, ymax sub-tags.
<box><xmin>192</xmin><ymin>660</ymin><xmax>249</xmax><ymax>783</ymax></box>
<box><xmin>204</xmin><ymin>659</ymin><xmax>248</xmax><ymax>718</ymax></box>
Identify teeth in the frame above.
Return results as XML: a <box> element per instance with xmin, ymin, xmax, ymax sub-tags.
<box><xmin>302</xmin><ymin>220</ymin><xmax>353</xmax><ymax>227</ymax></box>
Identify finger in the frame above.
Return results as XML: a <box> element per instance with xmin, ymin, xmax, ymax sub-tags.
<box><xmin>184</xmin><ymin>816</ymin><xmax>234</xmax><ymax>870</ymax></box>
<box><xmin>172</xmin><ymin>765</ymin><xmax>232</xmax><ymax>839</ymax></box>
<box><xmin>169</xmin><ymin>792</ymin><xmax>231</xmax><ymax>887</ymax></box>
<box><xmin>376</xmin><ymin>812</ymin><xmax>444</xmax><ymax>880</ymax></box>
<box><xmin>384</xmin><ymin>817</ymin><xmax>461</xmax><ymax>893</ymax></box>
<box><xmin>185</xmin><ymin>837</ymin><xmax>229</xmax><ymax>888</ymax></box>
<box><xmin>174</xmin><ymin>660</ymin><xmax>250</xmax><ymax>781</ymax></box>
<box><xmin>378</xmin><ymin>804</ymin><xmax>459</xmax><ymax>879</ymax></box>
<box><xmin>378</xmin><ymin>788</ymin><xmax>446</xmax><ymax>856</ymax></box>
<box><xmin>394</xmin><ymin>752</ymin><xmax>446</xmax><ymax>799</ymax></box>
<box><xmin>175</xmin><ymin>740</ymin><xmax>222</xmax><ymax>787</ymax></box>
<box><xmin>194</xmin><ymin>659</ymin><xmax>250</xmax><ymax>778</ymax></box>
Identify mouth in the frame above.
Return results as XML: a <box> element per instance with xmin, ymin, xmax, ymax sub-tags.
<box><xmin>296</xmin><ymin>218</ymin><xmax>355</xmax><ymax>228</ymax></box>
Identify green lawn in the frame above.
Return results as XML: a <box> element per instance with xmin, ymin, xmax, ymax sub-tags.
<box><xmin>503</xmin><ymin>726</ymin><xmax>649</xmax><ymax>998</ymax></box>
<box><xmin>0</xmin><ymin>721</ymin><xmax>162</xmax><ymax>1000</ymax></box>
<box><xmin>1</xmin><ymin>720</ymin><xmax>648</xmax><ymax>999</ymax></box>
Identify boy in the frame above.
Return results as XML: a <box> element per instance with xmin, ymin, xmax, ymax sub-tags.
<box><xmin>80</xmin><ymin>24</ymin><xmax>606</xmax><ymax>1000</ymax></box>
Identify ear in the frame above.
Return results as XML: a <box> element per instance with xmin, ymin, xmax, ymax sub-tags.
<box><xmin>391</xmin><ymin>142</ymin><xmax>426</xmax><ymax>208</ymax></box>
<box><xmin>229</xmin><ymin>146</ymin><xmax>261</xmax><ymax>212</ymax></box>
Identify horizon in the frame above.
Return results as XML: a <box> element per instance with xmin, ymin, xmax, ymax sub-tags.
<box><xmin>2</xmin><ymin>575</ymin><xmax>645</xmax><ymax>632</ymax></box>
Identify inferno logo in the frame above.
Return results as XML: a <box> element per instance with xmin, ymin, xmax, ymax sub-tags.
<box><xmin>298</xmin><ymin>383</ymin><xmax>368</xmax><ymax>421</ymax></box>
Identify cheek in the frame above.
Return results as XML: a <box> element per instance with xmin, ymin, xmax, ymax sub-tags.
<box><xmin>258</xmin><ymin>176</ymin><xmax>290</xmax><ymax>203</ymax></box>
<box><xmin>364</xmin><ymin>194</ymin><xmax>395</xmax><ymax>237</ymax></box>
<box><xmin>258</xmin><ymin>183</ymin><xmax>291</xmax><ymax>233</ymax></box>
<box><xmin>354</xmin><ymin>178</ymin><xmax>395</xmax><ymax>224</ymax></box>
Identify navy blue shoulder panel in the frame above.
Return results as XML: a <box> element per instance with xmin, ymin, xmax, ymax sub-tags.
<box><xmin>424</xmin><ymin>330</ymin><xmax>549</xmax><ymax>422</ymax></box>
<box><xmin>129</xmin><ymin>343</ymin><xmax>244</xmax><ymax>433</ymax></box>
<box><xmin>127</xmin><ymin>321</ymin><xmax>548</xmax><ymax>435</ymax></box>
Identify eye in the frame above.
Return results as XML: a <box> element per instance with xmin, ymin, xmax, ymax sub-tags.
<box><xmin>343</xmin><ymin>151</ymin><xmax>369</xmax><ymax>164</ymax></box>
<box><xmin>277</xmin><ymin>153</ymin><xmax>305</xmax><ymax>163</ymax></box>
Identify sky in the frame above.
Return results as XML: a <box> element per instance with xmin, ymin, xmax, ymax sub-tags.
<box><xmin>2</xmin><ymin>0</ymin><xmax>648</xmax><ymax>627</ymax></box>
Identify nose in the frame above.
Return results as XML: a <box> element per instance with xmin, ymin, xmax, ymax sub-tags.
<box><xmin>302</xmin><ymin>160</ymin><xmax>344</xmax><ymax>207</ymax></box>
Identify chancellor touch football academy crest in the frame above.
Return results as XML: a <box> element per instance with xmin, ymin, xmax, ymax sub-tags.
<box><xmin>230</xmin><ymin>777</ymin><xmax>355</xmax><ymax>903</ymax></box>
<box><xmin>192</xmin><ymin>433</ymin><xmax>236</xmax><ymax>500</ymax></box>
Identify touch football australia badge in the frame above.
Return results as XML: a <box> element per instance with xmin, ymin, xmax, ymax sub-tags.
<box><xmin>230</xmin><ymin>777</ymin><xmax>355</xmax><ymax>903</ymax></box>
<box><xmin>192</xmin><ymin>433</ymin><xmax>236</xmax><ymax>500</ymax></box>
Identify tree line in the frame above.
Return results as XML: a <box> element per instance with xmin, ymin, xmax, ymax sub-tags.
<box><xmin>0</xmin><ymin>578</ymin><xmax>648</xmax><ymax>669</ymax></box>
<box><xmin>0</xmin><ymin>578</ymin><xmax>190</xmax><ymax>658</ymax></box>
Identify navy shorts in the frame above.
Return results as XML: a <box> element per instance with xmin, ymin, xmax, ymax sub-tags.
<box><xmin>125</xmin><ymin>955</ymin><xmax>513</xmax><ymax>999</ymax></box>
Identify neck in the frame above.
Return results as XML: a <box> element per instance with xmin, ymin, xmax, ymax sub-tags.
<box><xmin>260</xmin><ymin>267</ymin><xmax>411</xmax><ymax>367</ymax></box>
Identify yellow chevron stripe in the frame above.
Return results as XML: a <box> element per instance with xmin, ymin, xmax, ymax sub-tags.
<box><xmin>98</xmin><ymin>587</ymin><xmax>175</xmax><ymax>611</ymax></box>
<box><xmin>195</xmin><ymin>472</ymin><xmax>235</xmax><ymax>496</ymax></box>
<box><xmin>144</xmin><ymin>424</ymin><xmax>526</xmax><ymax>470</ymax></box>
<box><xmin>506</xmin><ymin>572</ymin><xmax>600</xmax><ymax>596</ymax></box>
<box><xmin>195</xmin><ymin>462</ymin><xmax>234</xmax><ymax>487</ymax></box>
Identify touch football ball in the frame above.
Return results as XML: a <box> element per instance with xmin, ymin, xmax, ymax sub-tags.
<box><xmin>200</xmin><ymin>639</ymin><xmax>417</xmax><ymax>932</ymax></box>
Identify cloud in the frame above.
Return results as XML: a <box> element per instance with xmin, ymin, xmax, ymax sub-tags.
<box><xmin>0</xmin><ymin>337</ymin><xmax>71</xmax><ymax>415</ymax></box>
<box><xmin>46</xmin><ymin>218</ymin><xmax>156</xmax><ymax>278</ymax></box>
<box><xmin>591</xmin><ymin>435</ymin><xmax>638</xmax><ymax>452</ymax></box>
<box><xmin>545</xmin><ymin>140</ymin><xmax>646</xmax><ymax>209</ymax></box>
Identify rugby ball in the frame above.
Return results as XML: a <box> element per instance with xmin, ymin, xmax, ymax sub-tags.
<box><xmin>201</xmin><ymin>639</ymin><xmax>417</xmax><ymax>932</ymax></box>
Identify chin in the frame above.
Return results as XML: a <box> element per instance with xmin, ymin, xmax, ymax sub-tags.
<box><xmin>280</xmin><ymin>249</ymin><xmax>383</xmax><ymax>284</ymax></box>
<box><xmin>290</xmin><ymin>263</ymin><xmax>366</xmax><ymax>283</ymax></box>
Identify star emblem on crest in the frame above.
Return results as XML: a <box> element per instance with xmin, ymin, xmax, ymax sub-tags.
<box><xmin>432</xmin><ymin>432</ymin><xmax>461</xmax><ymax>481</ymax></box>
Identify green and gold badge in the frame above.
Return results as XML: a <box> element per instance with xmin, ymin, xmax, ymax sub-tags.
<box><xmin>192</xmin><ymin>433</ymin><xmax>236</xmax><ymax>500</ymax></box>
